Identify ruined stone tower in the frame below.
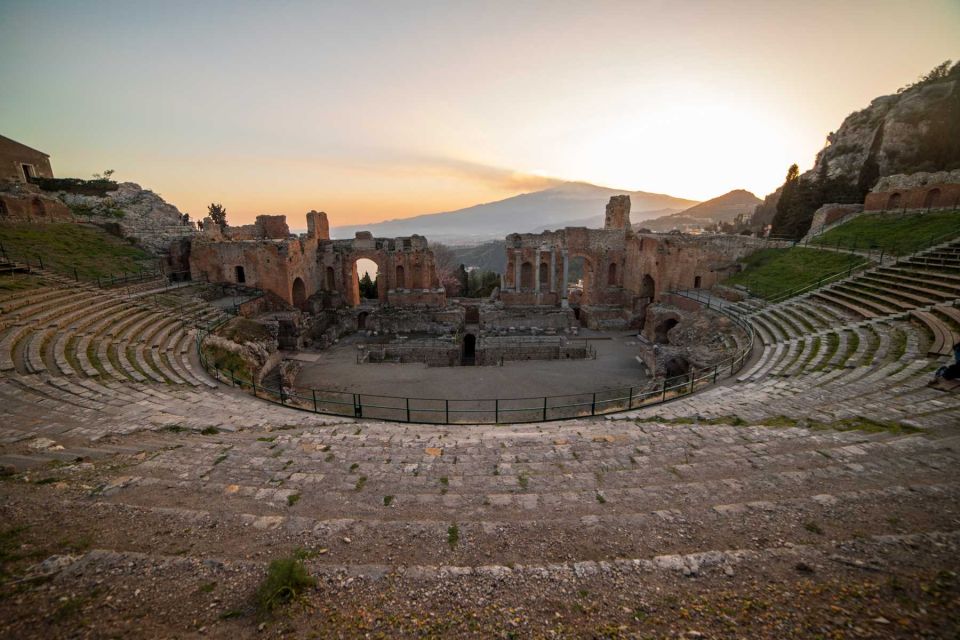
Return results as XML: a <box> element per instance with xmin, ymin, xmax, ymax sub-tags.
<box><xmin>604</xmin><ymin>195</ymin><xmax>631</xmax><ymax>230</ymax></box>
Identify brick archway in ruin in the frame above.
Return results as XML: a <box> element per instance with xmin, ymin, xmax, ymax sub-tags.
<box><xmin>189</xmin><ymin>213</ymin><xmax>445</xmax><ymax>310</ymax></box>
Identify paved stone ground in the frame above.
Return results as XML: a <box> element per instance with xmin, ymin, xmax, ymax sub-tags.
<box><xmin>294</xmin><ymin>331</ymin><xmax>651</xmax><ymax>400</ymax></box>
<box><xmin>1</xmin><ymin>263</ymin><xmax>959</xmax><ymax>638</ymax></box>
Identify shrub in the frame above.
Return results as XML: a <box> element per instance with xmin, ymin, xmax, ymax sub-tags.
<box><xmin>255</xmin><ymin>556</ymin><xmax>315</xmax><ymax>613</ymax></box>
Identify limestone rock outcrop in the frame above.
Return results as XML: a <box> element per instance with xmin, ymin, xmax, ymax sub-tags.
<box><xmin>804</xmin><ymin>74</ymin><xmax>958</xmax><ymax>189</ymax></box>
<box><xmin>54</xmin><ymin>182</ymin><xmax>195</xmax><ymax>254</ymax></box>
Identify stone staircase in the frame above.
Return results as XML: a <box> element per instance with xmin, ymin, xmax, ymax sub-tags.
<box><xmin>1</xmin><ymin>254</ymin><xmax>959</xmax><ymax>636</ymax></box>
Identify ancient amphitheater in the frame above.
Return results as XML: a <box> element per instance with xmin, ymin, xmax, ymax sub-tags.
<box><xmin>1</xmin><ymin>232</ymin><xmax>959</xmax><ymax>636</ymax></box>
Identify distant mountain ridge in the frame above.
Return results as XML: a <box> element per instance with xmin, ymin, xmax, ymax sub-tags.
<box><xmin>639</xmin><ymin>189</ymin><xmax>761</xmax><ymax>232</ymax></box>
<box><xmin>331</xmin><ymin>181</ymin><xmax>698</xmax><ymax>243</ymax></box>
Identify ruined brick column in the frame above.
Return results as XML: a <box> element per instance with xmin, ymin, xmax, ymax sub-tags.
<box><xmin>549</xmin><ymin>249</ymin><xmax>556</xmax><ymax>293</ymax></box>
<box><xmin>561</xmin><ymin>250</ymin><xmax>569</xmax><ymax>307</ymax></box>
<box><xmin>534</xmin><ymin>247</ymin><xmax>541</xmax><ymax>293</ymax></box>
<box><xmin>514</xmin><ymin>249</ymin><xmax>522</xmax><ymax>291</ymax></box>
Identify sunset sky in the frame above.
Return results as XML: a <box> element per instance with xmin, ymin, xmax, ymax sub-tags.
<box><xmin>1</xmin><ymin>0</ymin><xmax>958</xmax><ymax>227</ymax></box>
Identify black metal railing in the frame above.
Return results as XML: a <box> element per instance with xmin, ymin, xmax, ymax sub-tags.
<box><xmin>195</xmin><ymin>297</ymin><xmax>755</xmax><ymax>425</ymax></box>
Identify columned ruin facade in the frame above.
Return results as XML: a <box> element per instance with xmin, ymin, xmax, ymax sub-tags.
<box><xmin>189</xmin><ymin>211</ymin><xmax>445</xmax><ymax>310</ymax></box>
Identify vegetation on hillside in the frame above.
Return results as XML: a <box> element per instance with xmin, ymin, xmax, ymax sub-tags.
<box><xmin>0</xmin><ymin>223</ymin><xmax>154</xmax><ymax>279</ymax></box>
<box><xmin>725</xmin><ymin>247</ymin><xmax>866</xmax><ymax>299</ymax></box>
<box><xmin>765</xmin><ymin>60</ymin><xmax>960</xmax><ymax>239</ymax></box>
<box><xmin>810</xmin><ymin>210</ymin><xmax>960</xmax><ymax>255</ymax></box>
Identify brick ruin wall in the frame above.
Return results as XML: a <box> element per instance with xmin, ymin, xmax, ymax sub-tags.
<box><xmin>190</xmin><ymin>211</ymin><xmax>445</xmax><ymax>310</ymax></box>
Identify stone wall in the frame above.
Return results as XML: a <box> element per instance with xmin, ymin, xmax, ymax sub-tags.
<box><xmin>0</xmin><ymin>135</ymin><xmax>53</xmax><ymax>183</ymax></box>
<box><xmin>190</xmin><ymin>212</ymin><xmax>446</xmax><ymax>311</ymax></box>
<box><xmin>805</xmin><ymin>204</ymin><xmax>864</xmax><ymax>238</ymax></box>
<box><xmin>864</xmin><ymin>171</ymin><xmax>960</xmax><ymax>211</ymax></box>
<box><xmin>499</xmin><ymin>197</ymin><xmax>767</xmax><ymax>331</ymax></box>
<box><xmin>0</xmin><ymin>184</ymin><xmax>72</xmax><ymax>222</ymax></box>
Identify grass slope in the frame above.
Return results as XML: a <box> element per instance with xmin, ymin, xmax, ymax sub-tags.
<box><xmin>725</xmin><ymin>247</ymin><xmax>866</xmax><ymax>299</ymax></box>
<box><xmin>811</xmin><ymin>210</ymin><xmax>960</xmax><ymax>255</ymax></box>
<box><xmin>0</xmin><ymin>223</ymin><xmax>154</xmax><ymax>279</ymax></box>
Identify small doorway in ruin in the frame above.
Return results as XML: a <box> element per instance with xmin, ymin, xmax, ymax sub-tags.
<box><xmin>654</xmin><ymin>318</ymin><xmax>678</xmax><ymax>344</ymax></box>
<box><xmin>924</xmin><ymin>188</ymin><xmax>941</xmax><ymax>209</ymax></box>
<box><xmin>357</xmin><ymin>311</ymin><xmax>369</xmax><ymax>330</ymax></box>
<box><xmin>694</xmin><ymin>275</ymin><xmax>701</xmax><ymax>289</ymax></box>
<box><xmin>292</xmin><ymin>277</ymin><xmax>307</xmax><ymax>310</ymax></box>
<box><xmin>235</xmin><ymin>265</ymin><xmax>246</xmax><ymax>284</ymax></box>
<box><xmin>462</xmin><ymin>333</ymin><xmax>476</xmax><ymax>365</ymax></box>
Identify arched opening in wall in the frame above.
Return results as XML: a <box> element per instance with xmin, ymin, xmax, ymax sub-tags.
<box><xmin>357</xmin><ymin>311</ymin><xmax>368</xmax><ymax>330</ymax></box>
<box><xmin>0</xmin><ymin>199</ymin><xmax>7</xmax><ymax>217</ymax></box>
<box><xmin>292</xmin><ymin>277</ymin><xmax>307</xmax><ymax>310</ymax></box>
<box><xmin>639</xmin><ymin>274</ymin><xmax>655</xmax><ymax>299</ymax></box>
<box><xmin>234</xmin><ymin>266</ymin><xmax>246</xmax><ymax>284</ymax></box>
<box><xmin>538</xmin><ymin>262</ymin><xmax>549</xmax><ymax>290</ymax></box>
<box><xmin>461</xmin><ymin>333</ymin><xmax>476</xmax><ymax>365</ymax></box>
<box><xmin>355</xmin><ymin>258</ymin><xmax>379</xmax><ymax>300</ymax></box>
<box><xmin>664</xmin><ymin>356</ymin><xmax>690</xmax><ymax>383</ymax></box>
<box><xmin>608</xmin><ymin>262</ymin><xmax>617</xmax><ymax>286</ymax></box>
<box><xmin>924</xmin><ymin>188</ymin><xmax>941</xmax><ymax>209</ymax></box>
<box><xmin>520</xmin><ymin>261</ymin><xmax>534</xmax><ymax>289</ymax></box>
<box><xmin>694</xmin><ymin>275</ymin><xmax>702</xmax><ymax>289</ymax></box>
<box><xmin>325</xmin><ymin>266</ymin><xmax>335</xmax><ymax>290</ymax></box>
<box><xmin>30</xmin><ymin>198</ymin><xmax>45</xmax><ymax>217</ymax></box>
<box><xmin>887</xmin><ymin>193</ymin><xmax>902</xmax><ymax>209</ymax></box>
<box><xmin>654</xmin><ymin>318</ymin><xmax>679</xmax><ymax>344</ymax></box>
<box><xmin>395</xmin><ymin>264</ymin><xmax>405</xmax><ymax>289</ymax></box>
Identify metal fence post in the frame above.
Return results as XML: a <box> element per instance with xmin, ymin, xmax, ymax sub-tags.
<box><xmin>406</xmin><ymin>398</ymin><xmax>410</xmax><ymax>422</ymax></box>
<box><xmin>312</xmin><ymin>389</ymin><xmax>317</xmax><ymax>412</ymax></box>
<box><xmin>445</xmin><ymin>399</ymin><xmax>449</xmax><ymax>423</ymax></box>
<box><xmin>495</xmin><ymin>398</ymin><xmax>499</xmax><ymax>424</ymax></box>
<box><xmin>628</xmin><ymin>386</ymin><xmax>634</xmax><ymax>409</ymax></box>
<box><xmin>542</xmin><ymin>396</ymin><xmax>548</xmax><ymax>421</ymax></box>
<box><xmin>591</xmin><ymin>392</ymin><xmax>596</xmax><ymax>416</ymax></box>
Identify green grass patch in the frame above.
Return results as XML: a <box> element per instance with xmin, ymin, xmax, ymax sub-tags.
<box><xmin>201</xmin><ymin>344</ymin><xmax>253</xmax><ymax>380</ymax></box>
<box><xmin>383</xmin><ymin>495</ymin><xmax>394</xmax><ymax>507</ymax></box>
<box><xmin>286</xmin><ymin>493</ymin><xmax>301</xmax><ymax>507</ymax></box>
<box><xmin>0</xmin><ymin>222</ymin><xmax>154</xmax><ymax>279</ymax></box>
<box><xmin>811</xmin><ymin>210</ymin><xmax>960</xmax><ymax>255</ymax></box>
<box><xmin>0</xmin><ymin>273</ymin><xmax>45</xmax><ymax>292</ymax></box>
<box><xmin>447</xmin><ymin>524</ymin><xmax>459</xmax><ymax>549</ymax></box>
<box><xmin>200</xmin><ymin>426</ymin><xmax>220</xmax><ymax>435</ymax></box>
<box><xmin>354</xmin><ymin>475</ymin><xmax>367</xmax><ymax>491</ymax></box>
<box><xmin>218</xmin><ymin>317</ymin><xmax>273</xmax><ymax>344</ymax></box>
<box><xmin>725</xmin><ymin>247</ymin><xmax>866</xmax><ymax>299</ymax></box>
<box><xmin>255</xmin><ymin>555</ymin><xmax>315</xmax><ymax>614</ymax></box>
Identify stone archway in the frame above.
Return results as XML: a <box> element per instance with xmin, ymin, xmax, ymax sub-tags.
<box><xmin>887</xmin><ymin>193</ymin><xmax>902</xmax><ymax>209</ymax></box>
<box><xmin>924</xmin><ymin>188</ymin><xmax>941</xmax><ymax>209</ymax></box>
<box><xmin>30</xmin><ymin>198</ymin><xmax>45</xmax><ymax>217</ymax></box>
<box><xmin>292</xmin><ymin>277</ymin><xmax>307</xmax><ymax>310</ymax></box>
<box><xmin>395</xmin><ymin>264</ymin><xmax>405</xmax><ymax>288</ymax></box>
<box><xmin>357</xmin><ymin>311</ymin><xmax>369</xmax><ymax>330</ymax></box>
<box><xmin>654</xmin><ymin>318</ymin><xmax>678</xmax><ymax>344</ymax></box>
<box><xmin>235</xmin><ymin>265</ymin><xmax>246</xmax><ymax>284</ymax></box>
<box><xmin>608</xmin><ymin>262</ymin><xmax>617</xmax><ymax>286</ymax></box>
<box><xmin>325</xmin><ymin>266</ymin><xmax>335</xmax><ymax>290</ymax></box>
<box><xmin>664</xmin><ymin>356</ymin><xmax>690</xmax><ymax>381</ymax></box>
<box><xmin>640</xmin><ymin>274</ymin><xmax>655</xmax><ymax>298</ymax></box>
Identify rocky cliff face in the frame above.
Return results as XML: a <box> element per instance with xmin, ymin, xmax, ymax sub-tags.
<box><xmin>55</xmin><ymin>182</ymin><xmax>196</xmax><ymax>254</ymax></box>
<box><xmin>758</xmin><ymin>62</ymin><xmax>960</xmax><ymax>236</ymax></box>
<box><xmin>806</xmin><ymin>73</ymin><xmax>959</xmax><ymax>190</ymax></box>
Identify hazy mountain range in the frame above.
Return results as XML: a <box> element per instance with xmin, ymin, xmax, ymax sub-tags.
<box><xmin>637</xmin><ymin>189</ymin><xmax>761</xmax><ymax>232</ymax></box>
<box><xmin>331</xmin><ymin>182</ymin><xmax>699</xmax><ymax>243</ymax></box>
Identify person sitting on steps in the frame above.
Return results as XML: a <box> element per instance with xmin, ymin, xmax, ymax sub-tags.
<box><xmin>932</xmin><ymin>342</ymin><xmax>960</xmax><ymax>385</ymax></box>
